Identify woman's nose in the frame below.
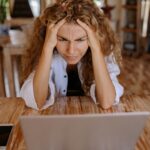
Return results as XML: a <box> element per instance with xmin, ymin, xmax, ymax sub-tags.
<box><xmin>67</xmin><ymin>42</ymin><xmax>75</xmax><ymax>55</ymax></box>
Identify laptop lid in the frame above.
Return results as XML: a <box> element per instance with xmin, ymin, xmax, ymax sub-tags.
<box><xmin>20</xmin><ymin>112</ymin><xmax>150</xmax><ymax>150</ymax></box>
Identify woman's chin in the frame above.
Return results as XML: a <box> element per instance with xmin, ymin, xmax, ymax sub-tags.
<box><xmin>66</xmin><ymin>60</ymin><xmax>78</xmax><ymax>65</ymax></box>
<box><xmin>65</xmin><ymin>57</ymin><xmax>80</xmax><ymax>64</ymax></box>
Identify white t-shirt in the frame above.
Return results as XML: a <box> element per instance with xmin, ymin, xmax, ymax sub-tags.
<box><xmin>20</xmin><ymin>53</ymin><xmax>124</xmax><ymax>110</ymax></box>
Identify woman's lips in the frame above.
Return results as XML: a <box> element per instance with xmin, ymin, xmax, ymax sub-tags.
<box><xmin>65</xmin><ymin>56</ymin><xmax>78</xmax><ymax>61</ymax></box>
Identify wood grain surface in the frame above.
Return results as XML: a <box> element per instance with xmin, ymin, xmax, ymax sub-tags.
<box><xmin>0</xmin><ymin>95</ymin><xmax>150</xmax><ymax>150</ymax></box>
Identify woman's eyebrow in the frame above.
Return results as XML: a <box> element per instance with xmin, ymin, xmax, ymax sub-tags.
<box><xmin>75</xmin><ymin>35</ymin><xmax>88</xmax><ymax>40</ymax></box>
<box><xmin>57</xmin><ymin>35</ymin><xmax>68</xmax><ymax>40</ymax></box>
<box><xmin>57</xmin><ymin>35</ymin><xmax>87</xmax><ymax>40</ymax></box>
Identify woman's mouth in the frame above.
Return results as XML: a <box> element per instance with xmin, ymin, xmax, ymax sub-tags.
<box><xmin>64</xmin><ymin>55</ymin><xmax>79</xmax><ymax>63</ymax></box>
<box><xmin>65</xmin><ymin>55</ymin><xmax>78</xmax><ymax>60</ymax></box>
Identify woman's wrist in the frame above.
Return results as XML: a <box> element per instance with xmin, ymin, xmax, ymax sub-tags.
<box><xmin>91</xmin><ymin>46</ymin><xmax>103</xmax><ymax>58</ymax></box>
<box><xmin>43</xmin><ymin>42</ymin><xmax>55</xmax><ymax>52</ymax></box>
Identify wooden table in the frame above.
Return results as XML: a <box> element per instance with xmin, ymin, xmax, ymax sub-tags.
<box><xmin>0</xmin><ymin>95</ymin><xmax>150</xmax><ymax>150</ymax></box>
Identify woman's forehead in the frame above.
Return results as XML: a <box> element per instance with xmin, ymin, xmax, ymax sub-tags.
<box><xmin>58</xmin><ymin>23</ymin><xmax>87</xmax><ymax>36</ymax></box>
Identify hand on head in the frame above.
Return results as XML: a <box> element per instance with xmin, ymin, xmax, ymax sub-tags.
<box><xmin>44</xmin><ymin>18</ymin><xmax>66</xmax><ymax>50</ymax></box>
<box><xmin>44</xmin><ymin>17</ymin><xmax>101</xmax><ymax>54</ymax></box>
<box><xmin>77</xmin><ymin>19</ymin><xmax>101</xmax><ymax>52</ymax></box>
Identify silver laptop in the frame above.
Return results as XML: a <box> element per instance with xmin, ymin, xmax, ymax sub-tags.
<box><xmin>20</xmin><ymin>112</ymin><xmax>150</xmax><ymax>150</ymax></box>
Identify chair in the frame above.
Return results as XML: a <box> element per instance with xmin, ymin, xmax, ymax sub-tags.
<box><xmin>0</xmin><ymin>47</ymin><xmax>5</xmax><ymax>96</ymax></box>
<box><xmin>0</xmin><ymin>35</ymin><xmax>10</xmax><ymax>97</ymax></box>
<box><xmin>2</xmin><ymin>22</ymin><xmax>33</xmax><ymax>97</ymax></box>
<box><xmin>3</xmin><ymin>44</ymin><xmax>26</xmax><ymax>97</ymax></box>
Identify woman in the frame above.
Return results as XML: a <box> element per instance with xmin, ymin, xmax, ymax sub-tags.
<box><xmin>20</xmin><ymin>0</ymin><xmax>124</xmax><ymax>110</ymax></box>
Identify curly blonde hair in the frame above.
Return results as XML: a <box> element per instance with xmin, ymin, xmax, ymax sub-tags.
<box><xmin>22</xmin><ymin>0</ymin><xmax>122</xmax><ymax>93</ymax></box>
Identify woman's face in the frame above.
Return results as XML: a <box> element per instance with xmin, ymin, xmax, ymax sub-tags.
<box><xmin>56</xmin><ymin>23</ymin><xmax>88</xmax><ymax>65</ymax></box>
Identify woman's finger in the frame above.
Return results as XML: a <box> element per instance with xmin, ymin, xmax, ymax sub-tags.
<box><xmin>77</xmin><ymin>19</ymin><xmax>91</xmax><ymax>32</ymax></box>
<box><xmin>48</xmin><ymin>23</ymin><xmax>55</xmax><ymax>28</ymax></box>
<box><xmin>54</xmin><ymin>18</ymin><xmax>66</xmax><ymax>31</ymax></box>
<box><xmin>77</xmin><ymin>19</ymin><xmax>101</xmax><ymax>51</ymax></box>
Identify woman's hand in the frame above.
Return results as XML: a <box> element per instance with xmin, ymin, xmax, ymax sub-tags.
<box><xmin>77</xmin><ymin>19</ymin><xmax>101</xmax><ymax>53</ymax></box>
<box><xmin>44</xmin><ymin>18</ymin><xmax>66</xmax><ymax>50</ymax></box>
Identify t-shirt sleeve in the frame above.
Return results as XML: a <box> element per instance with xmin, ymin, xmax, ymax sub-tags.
<box><xmin>90</xmin><ymin>53</ymin><xmax>124</xmax><ymax>105</ymax></box>
<box><xmin>19</xmin><ymin>70</ymin><xmax>56</xmax><ymax>110</ymax></box>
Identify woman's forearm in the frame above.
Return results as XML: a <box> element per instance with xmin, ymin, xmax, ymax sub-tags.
<box><xmin>33</xmin><ymin>45</ymin><xmax>53</xmax><ymax>109</ymax></box>
<box><xmin>91</xmin><ymin>49</ymin><xmax>116</xmax><ymax>109</ymax></box>
<box><xmin>33</xmin><ymin>19</ymin><xmax>66</xmax><ymax>109</ymax></box>
<box><xmin>76</xmin><ymin>19</ymin><xmax>115</xmax><ymax>108</ymax></box>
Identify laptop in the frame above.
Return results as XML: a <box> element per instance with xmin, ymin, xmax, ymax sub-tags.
<box><xmin>20</xmin><ymin>112</ymin><xmax>150</xmax><ymax>150</ymax></box>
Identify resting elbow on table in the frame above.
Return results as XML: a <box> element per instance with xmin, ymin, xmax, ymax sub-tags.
<box><xmin>33</xmin><ymin>86</ymin><xmax>51</xmax><ymax>110</ymax></box>
<box><xmin>98</xmin><ymin>93</ymin><xmax>116</xmax><ymax>109</ymax></box>
<box><xmin>96</xmin><ymin>87</ymin><xmax>116</xmax><ymax>109</ymax></box>
<box><xmin>35</xmin><ymin>96</ymin><xmax>47</xmax><ymax>110</ymax></box>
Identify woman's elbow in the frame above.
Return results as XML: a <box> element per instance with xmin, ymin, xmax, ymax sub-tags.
<box><xmin>37</xmin><ymin>103</ymin><xmax>44</xmax><ymax>110</ymax></box>
<box><xmin>98</xmin><ymin>93</ymin><xmax>116</xmax><ymax>109</ymax></box>
<box><xmin>100</xmin><ymin>101</ymin><xmax>113</xmax><ymax>109</ymax></box>
<box><xmin>35</xmin><ymin>97</ymin><xmax>47</xmax><ymax>109</ymax></box>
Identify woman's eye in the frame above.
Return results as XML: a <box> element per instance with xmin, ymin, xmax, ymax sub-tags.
<box><xmin>76</xmin><ymin>39</ymin><xmax>86</xmax><ymax>42</ymax></box>
<box><xmin>58</xmin><ymin>38</ymin><xmax>67</xmax><ymax>41</ymax></box>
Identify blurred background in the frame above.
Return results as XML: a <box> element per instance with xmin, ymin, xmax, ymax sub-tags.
<box><xmin>0</xmin><ymin>0</ymin><xmax>150</xmax><ymax>98</ymax></box>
